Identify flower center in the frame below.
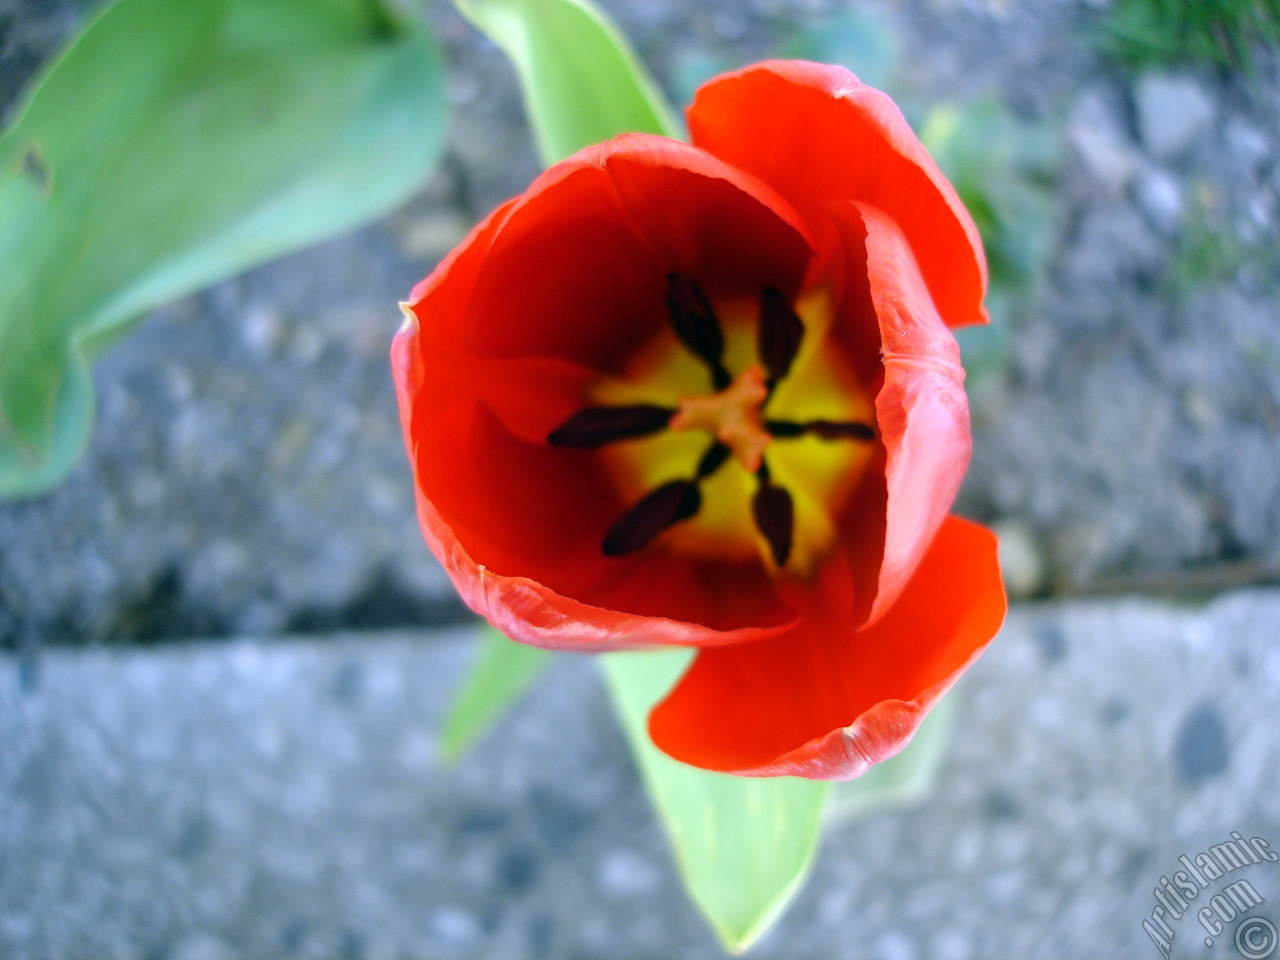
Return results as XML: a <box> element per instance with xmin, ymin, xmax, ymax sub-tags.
<box><xmin>548</xmin><ymin>274</ymin><xmax>877</xmax><ymax>573</ymax></box>
<box><xmin>669</xmin><ymin>366</ymin><xmax>771</xmax><ymax>473</ymax></box>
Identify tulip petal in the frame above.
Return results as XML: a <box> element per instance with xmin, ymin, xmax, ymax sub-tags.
<box><xmin>394</xmin><ymin>198</ymin><xmax>597</xmax><ymax>447</ymax></box>
<box><xmin>688</xmin><ymin>60</ymin><xmax>988</xmax><ymax>329</ymax></box>
<box><xmin>648</xmin><ymin>516</ymin><xmax>1005</xmax><ymax>778</ymax></box>
<box><xmin>464</xmin><ymin>133</ymin><xmax>816</xmax><ymax>372</ymax></box>
<box><xmin>838</xmin><ymin>202</ymin><xmax>972</xmax><ymax>624</ymax></box>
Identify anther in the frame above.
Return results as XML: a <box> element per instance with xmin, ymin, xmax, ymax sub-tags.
<box><xmin>752</xmin><ymin>479</ymin><xmax>794</xmax><ymax>567</ymax></box>
<box><xmin>765</xmin><ymin>419</ymin><xmax>876</xmax><ymax>442</ymax></box>
<box><xmin>695</xmin><ymin>442</ymin><xmax>732</xmax><ymax>479</ymax></box>
<box><xmin>665</xmin><ymin>273</ymin><xmax>731</xmax><ymax>390</ymax></box>
<box><xmin>602</xmin><ymin>481</ymin><xmax>701</xmax><ymax>556</ymax></box>
<box><xmin>757</xmin><ymin>288</ymin><xmax>805</xmax><ymax>387</ymax></box>
<box><xmin>808</xmin><ymin>420</ymin><xmax>876</xmax><ymax>441</ymax></box>
<box><xmin>548</xmin><ymin>404</ymin><xmax>674</xmax><ymax>448</ymax></box>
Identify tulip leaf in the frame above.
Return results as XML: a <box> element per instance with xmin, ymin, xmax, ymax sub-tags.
<box><xmin>920</xmin><ymin>98</ymin><xmax>1058</xmax><ymax>384</ymax></box>
<box><xmin>602</xmin><ymin>649</ymin><xmax>829</xmax><ymax>954</ymax></box>
<box><xmin>0</xmin><ymin>0</ymin><xmax>447</xmax><ymax>498</ymax></box>
<box><xmin>439</xmin><ymin>624</ymin><xmax>553</xmax><ymax>763</ymax></box>
<box><xmin>450</xmin><ymin>0</ymin><xmax>681</xmax><ymax>164</ymax></box>
<box><xmin>825</xmin><ymin>691</ymin><xmax>954</xmax><ymax>824</ymax></box>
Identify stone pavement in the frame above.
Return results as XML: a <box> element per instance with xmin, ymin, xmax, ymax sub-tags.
<box><xmin>3</xmin><ymin>591</ymin><xmax>1279</xmax><ymax>960</ymax></box>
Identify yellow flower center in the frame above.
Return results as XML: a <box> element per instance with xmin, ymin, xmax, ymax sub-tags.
<box><xmin>548</xmin><ymin>276</ymin><xmax>878</xmax><ymax>576</ymax></box>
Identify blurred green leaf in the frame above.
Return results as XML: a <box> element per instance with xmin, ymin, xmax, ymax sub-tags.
<box><xmin>0</xmin><ymin>0</ymin><xmax>447</xmax><ymax>498</ymax></box>
<box><xmin>451</xmin><ymin>0</ymin><xmax>681</xmax><ymax>165</ymax></box>
<box><xmin>921</xmin><ymin>100</ymin><xmax>1058</xmax><ymax>293</ymax></box>
<box><xmin>1102</xmin><ymin>0</ymin><xmax>1280</xmax><ymax>71</ymax></box>
<box><xmin>440</xmin><ymin>625</ymin><xmax>553</xmax><ymax>763</ymax></box>
<box><xmin>602</xmin><ymin>649</ymin><xmax>828</xmax><ymax>954</ymax></box>
<box><xmin>920</xmin><ymin>98</ymin><xmax>1059</xmax><ymax>383</ymax></box>
<box><xmin>782</xmin><ymin>8</ymin><xmax>901</xmax><ymax>93</ymax></box>
<box><xmin>954</xmin><ymin>293</ymin><xmax>1013</xmax><ymax>383</ymax></box>
<box><xmin>825</xmin><ymin>692</ymin><xmax>954</xmax><ymax>824</ymax></box>
<box><xmin>1163</xmin><ymin>180</ymin><xmax>1280</xmax><ymax>295</ymax></box>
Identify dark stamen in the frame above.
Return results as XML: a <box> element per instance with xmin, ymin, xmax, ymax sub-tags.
<box><xmin>752</xmin><ymin>481</ymin><xmax>794</xmax><ymax>567</ymax></box>
<box><xmin>665</xmin><ymin>273</ymin><xmax>731</xmax><ymax>390</ymax></box>
<box><xmin>808</xmin><ymin>420</ymin><xmax>876</xmax><ymax>441</ymax></box>
<box><xmin>695</xmin><ymin>442</ymin><xmax>732</xmax><ymax>479</ymax></box>
<box><xmin>758</xmin><ymin>289</ymin><xmax>805</xmax><ymax>385</ymax></box>
<box><xmin>765</xmin><ymin>419</ymin><xmax>876</xmax><ymax>442</ymax></box>
<box><xmin>548</xmin><ymin>404</ymin><xmax>674</xmax><ymax>448</ymax></box>
<box><xmin>764</xmin><ymin>419</ymin><xmax>804</xmax><ymax>438</ymax></box>
<box><xmin>602</xmin><ymin>481</ymin><xmax>701</xmax><ymax>556</ymax></box>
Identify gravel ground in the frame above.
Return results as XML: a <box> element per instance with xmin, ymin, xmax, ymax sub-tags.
<box><xmin>1</xmin><ymin>1</ymin><xmax>1278</xmax><ymax>637</ymax></box>
<box><xmin>3</xmin><ymin>591</ymin><xmax>1279</xmax><ymax>959</ymax></box>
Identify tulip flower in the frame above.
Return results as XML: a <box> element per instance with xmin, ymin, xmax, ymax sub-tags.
<box><xmin>393</xmin><ymin>61</ymin><xmax>1006</xmax><ymax>779</ymax></box>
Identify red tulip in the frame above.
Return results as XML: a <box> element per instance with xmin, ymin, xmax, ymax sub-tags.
<box><xmin>393</xmin><ymin>61</ymin><xmax>1006</xmax><ymax>779</ymax></box>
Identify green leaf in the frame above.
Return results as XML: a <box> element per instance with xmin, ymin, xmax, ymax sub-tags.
<box><xmin>825</xmin><ymin>691</ymin><xmax>954</xmax><ymax>824</ymax></box>
<box><xmin>917</xmin><ymin>98</ymin><xmax>1058</xmax><ymax>387</ymax></box>
<box><xmin>451</xmin><ymin>0</ymin><xmax>680</xmax><ymax>164</ymax></box>
<box><xmin>0</xmin><ymin>0</ymin><xmax>447</xmax><ymax>498</ymax></box>
<box><xmin>602</xmin><ymin>649</ymin><xmax>829</xmax><ymax>954</ymax></box>
<box><xmin>439</xmin><ymin>625</ymin><xmax>553</xmax><ymax>763</ymax></box>
<box><xmin>1101</xmin><ymin>0</ymin><xmax>1280</xmax><ymax>72</ymax></box>
<box><xmin>920</xmin><ymin>99</ymin><xmax>1058</xmax><ymax>295</ymax></box>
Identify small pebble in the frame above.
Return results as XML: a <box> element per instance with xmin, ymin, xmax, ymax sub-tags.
<box><xmin>169</xmin><ymin>933</ymin><xmax>237</xmax><ymax>960</ymax></box>
<box><xmin>598</xmin><ymin>849</ymin><xmax>661</xmax><ymax>898</ymax></box>
<box><xmin>1135</xmin><ymin>73</ymin><xmax>1215</xmax><ymax>161</ymax></box>
<box><xmin>993</xmin><ymin>520</ymin><xmax>1046</xmax><ymax>599</ymax></box>
<box><xmin>1135</xmin><ymin>168</ymin><xmax>1183</xmax><ymax>234</ymax></box>
<box><xmin>430</xmin><ymin>908</ymin><xmax>480</xmax><ymax>945</ymax></box>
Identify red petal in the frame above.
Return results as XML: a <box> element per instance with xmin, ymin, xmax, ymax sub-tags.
<box><xmin>830</xmin><ymin>201</ymin><xmax>971</xmax><ymax>624</ymax></box>
<box><xmin>393</xmin><ymin>198</ymin><xmax>595</xmax><ymax>447</ymax></box>
<box><xmin>463</xmin><ymin>133</ymin><xmax>816</xmax><ymax>371</ymax></box>
<box><xmin>648</xmin><ymin>516</ymin><xmax>1006</xmax><ymax>778</ymax></box>
<box><xmin>688</xmin><ymin>60</ymin><xmax>988</xmax><ymax>329</ymax></box>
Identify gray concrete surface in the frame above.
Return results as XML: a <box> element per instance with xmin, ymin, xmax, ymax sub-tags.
<box><xmin>3</xmin><ymin>591</ymin><xmax>1279</xmax><ymax>960</ymax></box>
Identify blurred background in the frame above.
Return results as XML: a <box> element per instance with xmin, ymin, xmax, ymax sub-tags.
<box><xmin>1</xmin><ymin>0</ymin><xmax>1278</xmax><ymax>957</ymax></box>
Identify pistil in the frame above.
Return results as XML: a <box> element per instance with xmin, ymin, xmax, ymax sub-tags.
<box><xmin>669</xmin><ymin>366</ymin><xmax>772</xmax><ymax>473</ymax></box>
